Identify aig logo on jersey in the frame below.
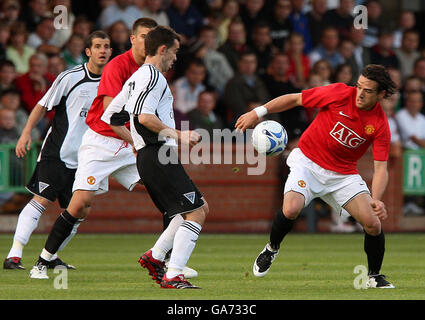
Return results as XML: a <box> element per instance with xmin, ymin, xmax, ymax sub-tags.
<box><xmin>329</xmin><ymin>122</ymin><xmax>366</xmax><ymax>149</ymax></box>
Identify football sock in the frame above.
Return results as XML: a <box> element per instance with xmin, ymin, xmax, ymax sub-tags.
<box><xmin>58</xmin><ymin>218</ymin><xmax>84</xmax><ymax>251</ymax></box>
<box><xmin>151</xmin><ymin>214</ymin><xmax>183</xmax><ymax>261</ymax></box>
<box><xmin>7</xmin><ymin>199</ymin><xmax>46</xmax><ymax>259</ymax></box>
<box><xmin>43</xmin><ymin>210</ymin><xmax>78</xmax><ymax>256</ymax></box>
<box><xmin>269</xmin><ymin>209</ymin><xmax>295</xmax><ymax>251</ymax></box>
<box><xmin>364</xmin><ymin>230</ymin><xmax>385</xmax><ymax>275</ymax></box>
<box><xmin>166</xmin><ymin>220</ymin><xmax>201</xmax><ymax>278</ymax></box>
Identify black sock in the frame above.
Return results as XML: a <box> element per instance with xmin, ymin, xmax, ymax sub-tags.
<box><xmin>364</xmin><ymin>230</ymin><xmax>385</xmax><ymax>275</ymax></box>
<box><xmin>44</xmin><ymin>210</ymin><xmax>79</xmax><ymax>255</ymax></box>
<box><xmin>269</xmin><ymin>210</ymin><xmax>295</xmax><ymax>250</ymax></box>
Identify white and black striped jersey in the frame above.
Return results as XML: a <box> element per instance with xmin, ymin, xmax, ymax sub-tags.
<box><xmin>37</xmin><ymin>63</ymin><xmax>101</xmax><ymax>168</ymax></box>
<box><xmin>101</xmin><ymin>63</ymin><xmax>176</xmax><ymax>150</ymax></box>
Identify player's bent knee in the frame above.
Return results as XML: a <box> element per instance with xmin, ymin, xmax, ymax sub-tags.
<box><xmin>282</xmin><ymin>202</ymin><xmax>303</xmax><ymax>220</ymax></box>
<box><xmin>363</xmin><ymin>220</ymin><xmax>381</xmax><ymax>236</ymax></box>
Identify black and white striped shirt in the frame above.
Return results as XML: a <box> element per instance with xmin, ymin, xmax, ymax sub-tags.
<box><xmin>37</xmin><ymin>63</ymin><xmax>101</xmax><ymax>168</ymax></box>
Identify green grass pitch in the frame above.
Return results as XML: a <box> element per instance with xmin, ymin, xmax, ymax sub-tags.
<box><xmin>1</xmin><ymin>233</ymin><xmax>424</xmax><ymax>300</ymax></box>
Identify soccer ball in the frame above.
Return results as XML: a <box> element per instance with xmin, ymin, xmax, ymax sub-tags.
<box><xmin>251</xmin><ymin>120</ymin><xmax>287</xmax><ymax>156</ymax></box>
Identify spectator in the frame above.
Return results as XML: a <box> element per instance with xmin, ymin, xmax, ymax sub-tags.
<box><xmin>218</xmin><ymin>18</ymin><xmax>251</xmax><ymax>72</ymax></box>
<box><xmin>347</xmin><ymin>25</ymin><xmax>371</xmax><ymax>79</ymax></box>
<box><xmin>217</xmin><ymin>0</ymin><xmax>239</xmax><ymax>46</ymax></box>
<box><xmin>0</xmin><ymin>107</ymin><xmax>18</xmax><ymax>143</ymax></box>
<box><xmin>196</xmin><ymin>25</ymin><xmax>233</xmax><ymax>95</ymax></box>
<box><xmin>50</xmin><ymin>0</ymin><xmax>76</xmax><ymax>48</ymax></box>
<box><xmin>47</xmin><ymin>54</ymin><xmax>66</xmax><ymax>77</ymax></box>
<box><xmin>309</xmin><ymin>26</ymin><xmax>344</xmax><ymax>69</ymax></box>
<box><xmin>239</xmin><ymin>0</ymin><xmax>267</xmax><ymax>45</ymax></box>
<box><xmin>306</xmin><ymin>0</ymin><xmax>327</xmax><ymax>48</ymax></box>
<box><xmin>286</xmin><ymin>32</ymin><xmax>309</xmax><ymax>88</ymax></box>
<box><xmin>289</xmin><ymin>0</ymin><xmax>312</xmax><ymax>53</ymax></box>
<box><xmin>250</xmin><ymin>21</ymin><xmax>276</xmax><ymax>75</ymax></box>
<box><xmin>413</xmin><ymin>57</ymin><xmax>425</xmax><ymax>94</ymax></box>
<box><xmin>268</xmin><ymin>0</ymin><xmax>292</xmax><ymax>51</ymax></box>
<box><xmin>395</xmin><ymin>29</ymin><xmax>421</xmax><ymax>79</ymax></box>
<box><xmin>27</xmin><ymin>17</ymin><xmax>60</xmax><ymax>55</ymax></box>
<box><xmin>62</xmin><ymin>33</ymin><xmax>87</xmax><ymax>69</ymax></box>
<box><xmin>141</xmin><ymin>0</ymin><xmax>170</xmax><ymax>27</ymax></box>
<box><xmin>395</xmin><ymin>91</ymin><xmax>425</xmax><ymax>150</ymax></box>
<box><xmin>1</xmin><ymin>0</ymin><xmax>20</xmax><ymax>26</ymax></box>
<box><xmin>362</xmin><ymin>0</ymin><xmax>383</xmax><ymax>48</ymax></box>
<box><xmin>222</xmin><ymin>51</ymin><xmax>270</xmax><ymax>124</ymax></box>
<box><xmin>370</xmin><ymin>29</ymin><xmax>400</xmax><ymax>69</ymax></box>
<box><xmin>331</xmin><ymin>63</ymin><xmax>354</xmax><ymax>85</ymax></box>
<box><xmin>262</xmin><ymin>52</ymin><xmax>306</xmax><ymax>141</ymax></box>
<box><xmin>98</xmin><ymin>0</ymin><xmax>143</xmax><ymax>30</ymax></box>
<box><xmin>311</xmin><ymin>59</ymin><xmax>332</xmax><ymax>86</ymax></box>
<box><xmin>0</xmin><ymin>88</ymin><xmax>40</xmax><ymax>140</ymax></box>
<box><xmin>72</xmin><ymin>16</ymin><xmax>93</xmax><ymax>40</ymax></box>
<box><xmin>108</xmin><ymin>21</ymin><xmax>131</xmax><ymax>60</ymax></box>
<box><xmin>0</xmin><ymin>21</ymin><xmax>10</xmax><ymax>61</ymax></box>
<box><xmin>338</xmin><ymin>38</ymin><xmax>355</xmax><ymax>62</ymax></box>
<box><xmin>387</xmin><ymin>67</ymin><xmax>403</xmax><ymax>112</ymax></box>
<box><xmin>187</xmin><ymin>90</ymin><xmax>224</xmax><ymax>136</ymax></box>
<box><xmin>0</xmin><ymin>60</ymin><xmax>16</xmax><ymax>94</ymax></box>
<box><xmin>173</xmin><ymin>58</ymin><xmax>206</xmax><ymax>114</ymax></box>
<box><xmin>18</xmin><ymin>0</ymin><xmax>50</xmax><ymax>33</ymax></box>
<box><xmin>393</xmin><ymin>10</ymin><xmax>416</xmax><ymax>49</ymax></box>
<box><xmin>6</xmin><ymin>22</ymin><xmax>36</xmax><ymax>75</ymax></box>
<box><xmin>14</xmin><ymin>53</ymin><xmax>55</xmax><ymax>129</ymax></box>
<box><xmin>380</xmin><ymin>91</ymin><xmax>402</xmax><ymax>158</ymax></box>
<box><xmin>166</xmin><ymin>0</ymin><xmax>204</xmax><ymax>44</ymax></box>
<box><xmin>323</xmin><ymin>0</ymin><xmax>354</xmax><ymax>40</ymax></box>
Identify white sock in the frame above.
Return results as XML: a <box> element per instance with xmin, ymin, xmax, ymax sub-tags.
<box><xmin>58</xmin><ymin>218</ymin><xmax>83</xmax><ymax>251</ymax></box>
<box><xmin>40</xmin><ymin>248</ymin><xmax>54</xmax><ymax>261</ymax></box>
<box><xmin>151</xmin><ymin>215</ymin><xmax>183</xmax><ymax>261</ymax></box>
<box><xmin>7</xmin><ymin>200</ymin><xmax>45</xmax><ymax>259</ymax></box>
<box><xmin>166</xmin><ymin>220</ymin><xmax>201</xmax><ymax>279</ymax></box>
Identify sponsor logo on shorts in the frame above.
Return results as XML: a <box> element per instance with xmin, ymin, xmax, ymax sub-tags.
<box><xmin>39</xmin><ymin>182</ymin><xmax>49</xmax><ymax>193</ymax></box>
<box><xmin>364</xmin><ymin>125</ymin><xmax>375</xmax><ymax>135</ymax></box>
<box><xmin>87</xmin><ymin>176</ymin><xmax>96</xmax><ymax>185</ymax></box>
<box><xmin>183</xmin><ymin>191</ymin><xmax>196</xmax><ymax>204</ymax></box>
<box><xmin>298</xmin><ymin>180</ymin><xmax>306</xmax><ymax>188</ymax></box>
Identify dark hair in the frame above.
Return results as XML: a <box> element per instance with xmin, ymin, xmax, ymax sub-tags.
<box><xmin>187</xmin><ymin>57</ymin><xmax>205</xmax><ymax>69</ymax></box>
<box><xmin>131</xmin><ymin>18</ymin><xmax>158</xmax><ymax>35</ymax></box>
<box><xmin>361</xmin><ymin>64</ymin><xmax>396</xmax><ymax>98</ymax></box>
<box><xmin>0</xmin><ymin>60</ymin><xmax>16</xmax><ymax>70</ymax></box>
<box><xmin>144</xmin><ymin>26</ymin><xmax>180</xmax><ymax>57</ymax></box>
<box><xmin>85</xmin><ymin>30</ymin><xmax>110</xmax><ymax>49</ymax></box>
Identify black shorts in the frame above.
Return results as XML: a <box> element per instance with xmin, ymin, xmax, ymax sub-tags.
<box><xmin>137</xmin><ymin>144</ymin><xmax>204</xmax><ymax>218</ymax></box>
<box><xmin>26</xmin><ymin>160</ymin><xmax>76</xmax><ymax>208</ymax></box>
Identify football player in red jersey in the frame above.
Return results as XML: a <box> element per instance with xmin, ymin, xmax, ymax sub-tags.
<box><xmin>236</xmin><ymin>64</ymin><xmax>396</xmax><ymax>288</ymax></box>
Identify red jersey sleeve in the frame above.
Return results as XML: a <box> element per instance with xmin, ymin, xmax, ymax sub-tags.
<box><xmin>302</xmin><ymin>83</ymin><xmax>349</xmax><ymax>109</ymax></box>
<box><xmin>97</xmin><ymin>58</ymin><xmax>126</xmax><ymax>98</ymax></box>
<box><xmin>372</xmin><ymin>118</ymin><xmax>391</xmax><ymax>161</ymax></box>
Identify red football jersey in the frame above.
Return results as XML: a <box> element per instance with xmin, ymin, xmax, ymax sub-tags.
<box><xmin>298</xmin><ymin>83</ymin><xmax>390</xmax><ymax>174</ymax></box>
<box><xmin>86</xmin><ymin>49</ymin><xmax>140</xmax><ymax>139</ymax></box>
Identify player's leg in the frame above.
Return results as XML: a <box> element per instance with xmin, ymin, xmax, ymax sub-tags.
<box><xmin>343</xmin><ymin>193</ymin><xmax>394</xmax><ymax>288</ymax></box>
<box><xmin>4</xmin><ymin>195</ymin><xmax>49</xmax><ymax>270</ymax></box>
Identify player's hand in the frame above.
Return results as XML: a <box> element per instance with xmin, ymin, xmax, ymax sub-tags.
<box><xmin>180</xmin><ymin>130</ymin><xmax>201</xmax><ymax>147</ymax></box>
<box><xmin>16</xmin><ymin>133</ymin><xmax>32</xmax><ymax>158</ymax></box>
<box><xmin>370</xmin><ymin>199</ymin><xmax>387</xmax><ymax>220</ymax></box>
<box><xmin>235</xmin><ymin>110</ymin><xmax>258</xmax><ymax>133</ymax></box>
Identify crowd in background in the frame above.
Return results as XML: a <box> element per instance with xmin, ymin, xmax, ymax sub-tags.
<box><xmin>0</xmin><ymin>0</ymin><xmax>425</xmax><ymax>218</ymax></box>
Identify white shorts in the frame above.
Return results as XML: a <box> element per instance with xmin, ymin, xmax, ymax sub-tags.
<box><xmin>284</xmin><ymin>148</ymin><xmax>370</xmax><ymax>216</ymax></box>
<box><xmin>72</xmin><ymin>128</ymin><xmax>140</xmax><ymax>194</ymax></box>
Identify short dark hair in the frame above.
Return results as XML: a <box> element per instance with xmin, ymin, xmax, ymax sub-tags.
<box><xmin>131</xmin><ymin>18</ymin><xmax>158</xmax><ymax>34</ymax></box>
<box><xmin>144</xmin><ymin>26</ymin><xmax>180</xmax><ymax>57</ymax></box>
<box><xmin>0</xmin><ymin>60</ymin><xmax>15</xmax><ymax>70</ymax></box>
<box><xmin>361</xmin><ymin>64</ymin><xmax>396</xmax><ymax>98</ymax></box>
<box><xmin>85</xmin><ymin>30</ymin><xmax>110</xmax><ymax>49</ymax></box>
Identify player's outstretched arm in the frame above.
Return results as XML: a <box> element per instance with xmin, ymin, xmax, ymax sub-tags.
<box><xmin>16</xmin><ymin>104</ymin><xmax>46</xmax><ymax>158</ymax></box>
<box><xmin>235</xmin><ymin>93</ymin><xmax>302</xmax><ymax>132</ymax></box>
